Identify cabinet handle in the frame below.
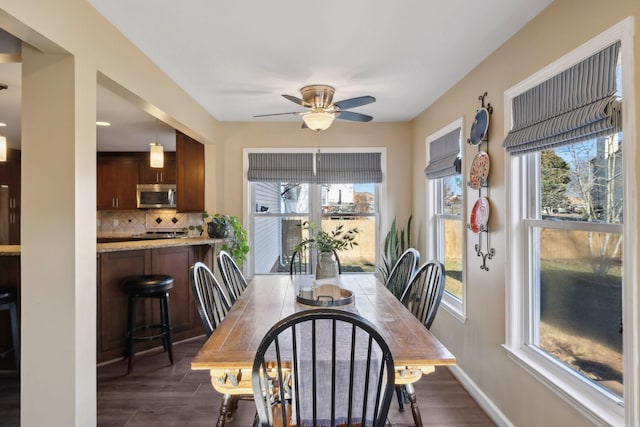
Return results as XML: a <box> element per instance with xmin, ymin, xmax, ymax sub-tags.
<box><xmin>112</xmin><ymin>198</ymin><xmax>115</xmax><ymax>208</ymax></box>
<box><xmin>160</xmin><ymin>172</ymin><xmax>163</xmax><ymax>183</ymax></box>
<box><xmin>116</xmin><ymin>198</ymin><xmax>119</xmax><ymax>208</ymax></box>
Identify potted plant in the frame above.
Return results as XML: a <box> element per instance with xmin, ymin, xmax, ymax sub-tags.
<box><xmin>183</xmin><ymin>213</ymin><xmax>249</xmax><ymax>266</ymax></box>
<box><xmin>294</xmin><ymin>221</ymin><xmax>360</xmax><ymax>279</ymax></box>
<box><xmin>378</xmin><ymin>215</ymin><xmax>412</xmax><ymax>283</ymax></box>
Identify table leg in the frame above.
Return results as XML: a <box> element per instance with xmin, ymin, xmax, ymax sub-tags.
<box><xmin>216</xmin><ymin>394</ymin><xmax>233</xmax><ymax>427</ymax></box>
<box><xmin>406</xmin><ymin>383</ymin><xmax>423</xmax><ymax>427</ymax></box>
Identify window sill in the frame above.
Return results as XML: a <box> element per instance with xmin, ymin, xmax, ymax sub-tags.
<box><xmin>503</xmin><ymin>344</ymin><xmax>624</xmax><ymax>426</ymax></box>
<box><xmin>441</xmin><ymin>296</ymin><xmax>466</xmax><ymax>323</ymax></box>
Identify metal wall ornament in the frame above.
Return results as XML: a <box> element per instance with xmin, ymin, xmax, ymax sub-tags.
<box><xmin>467</xmin><ymin>92</ymin><xmax>495</xmax><ymax>271</ymax></box>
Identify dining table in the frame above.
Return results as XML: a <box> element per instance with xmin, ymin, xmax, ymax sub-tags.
<box><xmin>191</xmin><ymin>273</ymin><xmax>456</xmax><ymax>427</ymax></box>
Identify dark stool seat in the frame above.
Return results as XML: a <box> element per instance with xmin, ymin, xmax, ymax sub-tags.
<box><xmin>122</xmin><ymin>274</ymin><xmax>174</xmax><ymax>374</ymax></box>
<box><xmin>0</xmin><ymin>287</ymin><xmax>19</xmax><ymax>372</ymax></box>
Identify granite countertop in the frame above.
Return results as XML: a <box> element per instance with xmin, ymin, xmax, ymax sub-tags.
<box><xmin>0</xmin><ymin>245</ymin><xmax>20</xmax><ymax>256</ymax></box>
<box><xmin>0</xmin><ymin>237</ymin><xmax>226</xmax><ymax>255</ymax></box>
<box><xmin>97</xmin><ymin>236</ymin><xmax>226</xmax><ymax>253</ymax></box>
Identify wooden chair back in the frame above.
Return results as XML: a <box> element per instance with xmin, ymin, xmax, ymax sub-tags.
<box><xmin>400</xmin><ymin>260</ymin><xmax>445</xmax><ymax>329</ymax></box>
<box><xmin>385</xmin><ymin>248</ymin><xmax>420</xmax><ymax>299</ymax></box>
<box><xmin>189</xmin><ymin>262</ymin><xmax>231</xmax><ymax>337</ymax></box>
<box><xmin>252</xmin><ymin>309</ymin><xmax>395</xmax><ymax>427</ymax></box>
<box><xmin>218</xmin><ymin>250</ymin><xmax>248</xmax><ymax>304</ymax></box>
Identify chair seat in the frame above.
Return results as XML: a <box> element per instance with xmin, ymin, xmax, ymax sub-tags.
<box><xmin>123</xmin><ymin>274</ymin><xmax>173</xmax><ymax>295</ymax></box>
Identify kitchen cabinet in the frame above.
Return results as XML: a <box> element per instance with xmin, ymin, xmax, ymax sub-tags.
<box><xmin>0</xmin><ymin>255</ymin><xmax>19</xmax><ymax>370</ymax></box>
<box><xmin>176</xmin><ymin>131</ymin><xmax>204</xmax><ymax>212</ymax></box>
<box><xmin>97</xmin><ymin>154</ymin><xmax>139</xmax><ymax>210</ymax></box>
<box><xmin>97</xmin><ymin>244</ymin><xmax>211</xmax><ymax>363</ymax></box>
<box><xmin>138</xmin><ymin>151</ymin><xmax>176</xmax><ymax>184</ymax></box>
<box><xmin>0</xmin><ymin>149</ymin><xmax>20</xmax><ymax>244</ymax></box>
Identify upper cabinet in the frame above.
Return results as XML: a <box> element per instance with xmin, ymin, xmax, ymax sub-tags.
<box><xmin>97</xmin><ymin>154</ymin><xmax>139</xmax><ymax>210</ymax></box>
<box><xmin>0</xmin><ymin>149</ymin><xmax>21</xmax><ymax>244</ymax></box>
<box><xmin>176</xmin><ymin>131</ymin><xmax>204</xmax><ymax>212</ymax></box>
<box><xmin>138</xmin><ymin>151</ymin><xmax>176</xmax><ymax>184</ymax></box>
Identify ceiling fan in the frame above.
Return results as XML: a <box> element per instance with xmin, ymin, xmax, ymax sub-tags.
<box><xmin>254</xmin><ymin>84</ymin><xmax>376</xmax><ymax>131</ymax></box>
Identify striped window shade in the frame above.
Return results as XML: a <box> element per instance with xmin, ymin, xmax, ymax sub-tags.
<box><xmin>248</xmin><ymin>152</ymin><xmax>383</xmax><ymax>183</ymax></box>
<box><xmin>424</xmin><ymin>127</ymin><xmax>462</xmax><ymax>179</ymax></box>
<box><xmin>247</xmin><ymin>153</ymin><xmax>315</xmax><ymax>182</ymax></box>
<box><xmin>315</xmin><ymin>152</ymin><xmax>383</xmax><ymax>183</ymax></box>
<box><xmin>504</xmin><ymin>41</ymin><xmax>621</xmax><ymax>155</ymax></box>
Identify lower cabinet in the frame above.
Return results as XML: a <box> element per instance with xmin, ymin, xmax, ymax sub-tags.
<box><xmin>97</xmin><ymin>245</ymin><xmax>213</xmax><ymax>363</ymax></box>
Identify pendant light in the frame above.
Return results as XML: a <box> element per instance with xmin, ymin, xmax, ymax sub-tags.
<box><xmin>0</xmin><ymin>136</ymin><xmax>6</xmax><ymax>162</ymax></box>
<box><xmin>149</xmin><ymin>118</ymin><xmax>164</xmax><ymax>168</ymax></box>
<box><xmin>0</xmin><ymin>83</ymin><xmax>7</xmax><ymax>162</ymax></box>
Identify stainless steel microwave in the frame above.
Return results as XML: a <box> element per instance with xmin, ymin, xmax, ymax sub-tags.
<box><xmin>136</xmin><ymin>184</ymin><xmax>176</xmax><ymax>209</ymax></box>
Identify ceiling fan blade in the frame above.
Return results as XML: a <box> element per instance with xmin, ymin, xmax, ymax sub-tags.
<box><xmin>253</xmin><ymin>112</ymin><xmax>303</xmax><ymax>118</ymax></box>
<box><xmin>334</xmin><ymin>95</ymin><xmax>376</xmax><ymax>110</ymax></box>
<box><xmin>282</xmin><ymin>94</ymin><xmax>312</xmax><ymax>108</ymax></box>
<box><xmin>337</xmin><ymin>110</ymin><xmax>373</xmax><ymax>122</ymax></box>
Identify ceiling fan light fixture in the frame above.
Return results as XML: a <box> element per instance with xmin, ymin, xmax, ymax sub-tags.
<box><xmin>302</xmin><ymin>111</ymin><xmax>335</xmax><ymax>131</ymax></box>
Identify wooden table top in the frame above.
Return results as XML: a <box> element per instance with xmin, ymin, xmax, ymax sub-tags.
<box><xmin>191</xmin><ymin>274</ymin><xmax>456</xmax><ymax>372</ymax></box>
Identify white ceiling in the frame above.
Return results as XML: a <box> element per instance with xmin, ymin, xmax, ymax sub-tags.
<box><xmin>1</xmin><ymin>1</ymin><xmax>553</xmax><ymax>151</ymax></box>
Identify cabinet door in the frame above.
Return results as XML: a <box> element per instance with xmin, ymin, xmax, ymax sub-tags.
<box><xmin>116</xmin><ymin>158</ymin><xmax>139</xmax><ymax>209</ymax></box>
<box><xmin>97</xmin><ymin>250</ymin><xmax>151</xmax><ymax>363</ymax></box>
<box><xmin>97</xmin><ymin>157</ymin><xmax>117</xmax><ymax>210</ymax></box>
<box><xmin>151</xmin><ymin>246</ymin><xmax>197</xmax><ymax>338</ymax></box>
<box><xmin>138</xmin><ymin>151</ymin><xmax>176</xmax><ymax>184</ymax></box>
<box><xmin>97</xmin><ymin>154</ymin><xmax>139</xmax><ymax>210</ymax></box>
<box><xmin>176</xmin><ymin>131</ymin><xmax>204</xmax><ymax>212</ymax></box>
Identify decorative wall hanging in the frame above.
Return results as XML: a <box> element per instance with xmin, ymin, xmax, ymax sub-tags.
<box><xmin>467</xmin><ymin>92</ymin><xmax>495</xmax><ymax>271</ymax></box>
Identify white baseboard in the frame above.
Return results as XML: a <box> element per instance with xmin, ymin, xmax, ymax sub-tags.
<box><xmin>447</xmin><ymin>365</ymin><xmax>515</xmax><ymax>427</ymax></box>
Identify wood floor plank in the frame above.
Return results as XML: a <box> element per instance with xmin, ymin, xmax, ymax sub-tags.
<box><xmin>0</xmin><ymin>337</ymin><xmax>496</xmax><ymax>426</ymax></box>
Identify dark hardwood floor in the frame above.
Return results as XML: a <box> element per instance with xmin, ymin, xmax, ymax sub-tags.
<box><xmin>0</xmin><ymin>337</ymin><xmax>495</xmax><ymax>426</ymax></box>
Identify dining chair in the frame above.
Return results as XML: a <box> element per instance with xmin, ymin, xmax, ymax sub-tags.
<box><xmin>397</xmin><ymin>260</ymin><xmax>446</xmax><ymax>426</ymax></box>
<box><xmin>385</xmin><ymin>247</ymin><xmax>420</xmax><ymax>300</ymax></box>
<box><xmin>289</xmin><ymin>248</ymin><xmax>343</xmax><ymax>275</ymax></box>
<box><xmin>190</xmin><ymin>261</ymin><xmax>252</xmax><ymax>426</ymax></box>
<box><xmin>218</xmin><ymin>250</ymin><xmax>248</xmax><ymax>304</ymax></box>
<box><xmin>189</xmin><ymin>261</ymin><xmax>231</xmax><ymax>338</ymax></box>
<box><xmin>251</xmin><ymin>308</ymin><xmax>395</xmax><ymax>427</ymax></box>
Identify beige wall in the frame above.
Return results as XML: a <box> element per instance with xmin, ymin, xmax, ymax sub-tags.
<box><xmin>411</xmin><ymin>0</ymin><xmax>640</xmax><ymax>426</ymax></box>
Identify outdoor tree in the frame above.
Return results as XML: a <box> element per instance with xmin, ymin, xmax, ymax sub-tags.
<box><xmin>562</xmin><ymin>136</ymin><xmax>623</xmax><ymax>276</ymax></box>
<box><xmin>541</xmin><ymin>150</ymin><xmax>571</xmax><ymax>214</ymax></box>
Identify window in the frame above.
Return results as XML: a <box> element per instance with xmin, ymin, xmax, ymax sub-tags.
<box><xmin>505</xmin><ymin>20</ymin><xmax>636</xmax><ymax>426</ymax></box>
<box><xmin>246</xmin><ymin>149</ymin><xmax>384</xmax><ymax>276</ymax></box>
<box><xmin>425</xmin><ymin>119</ymin><xmax>465</xmax><ymax>319</ymax></box>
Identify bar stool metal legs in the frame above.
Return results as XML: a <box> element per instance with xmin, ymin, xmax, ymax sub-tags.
<box><xmin>122</xmin><ymin>275</ymin><xmax>174</xmax><ymax>374</ymax></box>
<box><xmin>0</xmin><ymin>287</ymin><xmax>19</xmax><ymax>373</ymax></box>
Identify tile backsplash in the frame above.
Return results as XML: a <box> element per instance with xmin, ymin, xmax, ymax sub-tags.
<box><xmin>97</xmin><ymin>210</ymin><xmax>205</xmax><ymax>236</ymax></box>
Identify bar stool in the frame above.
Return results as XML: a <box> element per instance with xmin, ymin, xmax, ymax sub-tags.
<box><xmin>0</xmin><ymin>287</ymin><xmax>19</xmax><ymax>372</ymax></box>
<box><xmin>122</xmin><ymin>274</ymin><xmax>174</xmax><ymax>374</ymax></box>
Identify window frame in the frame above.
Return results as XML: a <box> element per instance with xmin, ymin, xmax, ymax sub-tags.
<box><xmin>426</xmin><ymin>117</ymin><xmax>466</xmax><ymax>321</ymax></box>
<box><xmin>504</xmin><ymin>18</ymin><xmax>637</xmax><ymax>426</ymax></box>
<box><xmin>243</xmin><ymin>147</ymin><xmax>387</xmax><ymax>277</ymax></box>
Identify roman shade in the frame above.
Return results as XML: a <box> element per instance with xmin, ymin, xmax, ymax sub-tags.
<box><xmin>424</xmin><ymin>127</ymin><xmax>462</xmax><ymax>179</ymax></box>
<box><xmin>247</xmin><ymin>153</ymin><xmax>315</xmax><ymax>182</ymax></box>
<box><xmin>504</xmin><ymin>41</ymin><xmax>621</xmax><ymax>155</ymax></box>
<box><xmin>248</xmin><ymin>152</ymin><xmax>383</xmax><ymax>183</ymax></box>
<box><xmin>315</xmin><ymin>152</ymin><xmax>383</xmax><ymax>183</ymax></box>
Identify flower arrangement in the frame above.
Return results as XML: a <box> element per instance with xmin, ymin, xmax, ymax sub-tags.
<box><xmin>294</xmin><ymin>221</ymin><xmax>360</xmax><ymax>253</ymax></box>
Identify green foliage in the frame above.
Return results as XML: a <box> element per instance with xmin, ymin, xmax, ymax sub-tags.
<box><xmin>378</xmin><ymin>215</ymin><xmax>412</xmax><ymax>286</ymax></box>
<box><xmin>222</xmin><ymin>214</ymin><xmax>249</xmax><ymax>266</ymax></box>
<box><xmin>541</xmin><ymin>150</ymin><xmax>571</xmax><ymax>213</ymax></box>
<box><xmin>294</xmin><ymin>221</ymin><xmax>360</xmax><ymax>253</ymax></box>
<box><xmin>183</xmin><ymin>212</ymin><xmax>249</xmax><ymax>266</ymax></box>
